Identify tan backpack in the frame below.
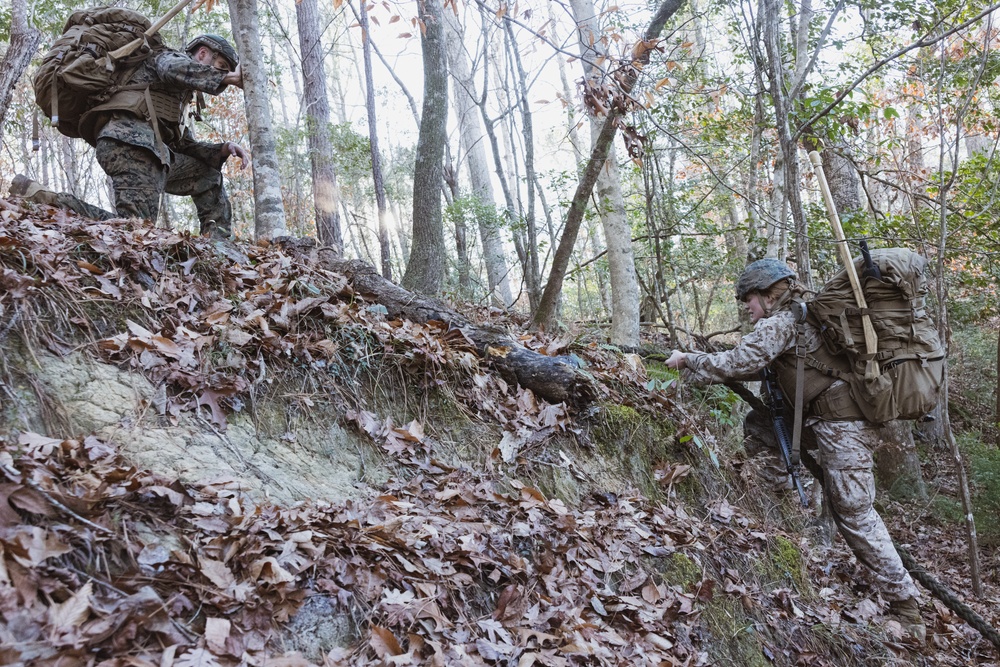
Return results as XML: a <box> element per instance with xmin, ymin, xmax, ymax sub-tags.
<box><xmin>807</xmin><ymin>247</ymin><xmax>945</xmax><ymax>424</ymax></box>
<box><xmin>33</xmin><ymin>7</ymin><xmax>163</xmax><ymax>143</ymax></box>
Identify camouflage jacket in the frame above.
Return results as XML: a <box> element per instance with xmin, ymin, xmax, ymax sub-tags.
<box><xmin>682</xmin><ymin>310</ymin><xmax>824</xmax><ymax>385</ymax></box>
<box><xmin>95</xmin><ymin>50</ymin><xmax>230</xmax><ymax>166</ymax></box>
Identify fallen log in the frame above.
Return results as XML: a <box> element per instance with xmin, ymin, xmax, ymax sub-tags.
<box><xmin>274</xmin><ymin>238</ymin><xmax>597</xmax><ymax>407</ymax></box>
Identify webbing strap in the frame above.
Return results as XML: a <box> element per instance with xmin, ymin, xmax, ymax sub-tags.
<box><xmin>51</xmin><ymin>74</ymin><xmax>60</xmax><ymax>127</ymax></box>
<box><xmin>143</xmin><ymin>87</ymin><xmax>168</xmax><ymax>166</ymax></box>
<box><xmin>791</xmin><ymin>302</ymin><xmax>807</xmax><ymax>465</ymax></box>
<box><xmin>838</xmin><ymin>310</ymin><xmax>855</xmax><ymax>349</ymax></box>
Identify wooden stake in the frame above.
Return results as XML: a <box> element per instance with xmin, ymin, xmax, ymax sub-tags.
<box><xmin>108</xmin><ymin>0</ymin><xmax>197</xmax><ymax>61</ymax></box>
<box><xmin>808</xmin><ymin>150</ymin><xmax>880</xmax><ymax>379</ymax></box>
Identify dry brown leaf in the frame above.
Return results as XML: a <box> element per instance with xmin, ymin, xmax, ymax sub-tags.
<box><xmin>174</xmin><ymin>648</ymin><xmax>221</xmax><ymax>667</ymax></box>
<box><xmin>199</xmin><ymin>558</ymin><xmax>236</xmax><ymax>589</ymax></box>
<box><xmin>204</xmin><ymin>617</ymin><xmax>230</xmax><ymax>654</ymax></box>
<box><xmin>47</xmin><ymin>580</ymin><xmax>93</xmax><ymax>632</ymax></box>
<box><xmin>370</xmin><ymin>624</ymin><xmax>404</xmax><ymax>658</ymax></box>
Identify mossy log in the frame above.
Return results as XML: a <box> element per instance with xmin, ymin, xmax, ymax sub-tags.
<box><xmin>275</xmin><ymin>238</ymin><xmax>597</xmax><ymax>407</ymax></box>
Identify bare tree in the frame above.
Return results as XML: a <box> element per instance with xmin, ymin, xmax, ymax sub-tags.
<box><xmin>401</xmin><ymin>0</ymin><xmax>448</xmax><ymax>294</ymax></box>
<box><xmin>0</xmin><ymin>0</ymin><xmax>41</xmax><ymax>128</ymax></box>
<box><xmin>532</xmin><ymin>0</ymin><xmax>687</xmax><ymax>332</ymax></box>
<box><xmin>296</xmin><ymin>0</ymin><xmax>343</xmax><ymax>252</ymax></box>
<box><xmin>444</xmin><ymin>12</ymin><xmax>513</xmax><ymax>307</ymax></box>
<box><xmin>355</xmin><ymin>0</ymin><xmax>393</xmax><ymax>279</ymax></box>
<box><xmin>228</xmin><ymin>0</ymin><xmax>288</xmax><ymax>239</ymax></box>
<box><xmin>569</xmin><ymin>0</ymin><xmax>641</xmax><ymax>347</ymax></box>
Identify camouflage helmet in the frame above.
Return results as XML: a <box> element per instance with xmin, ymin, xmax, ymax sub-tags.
<box><xmin>186</xmin><ymin>34</ymin><xmax>239</xmax><ymax>71</ymax></box>
<box><xmin>735</xmin><ymin>259</ymin><xmax>796</xmax><ymax>301</ymax></box>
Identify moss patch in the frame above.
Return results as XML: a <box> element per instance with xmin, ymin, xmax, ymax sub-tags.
<box><xmin>657</xmin><ymin>552</ymin><xmax>702</xmax><ymax>589</ymax></box>
<box><xmin>701</xmin><ymin>596</ymin><xmax>769</xmax><ymax>667</ymax></box>
<box><xmin>754</xmin><ymin>535</ymin><xmax>806</xmax><ymax>591</ymax></box>
<box><xmin>588</xmin><ymin>403</ymin><xmax>681</xmax><ymax>499</ymax></box>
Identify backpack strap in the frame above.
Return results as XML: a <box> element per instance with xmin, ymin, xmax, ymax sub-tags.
<box><xmin>790</xmin><ymin>300</ymin><xmax>808</xmax><ymax>466</ymax></box>
<box><xmin>142</xmin><ymin>87</ymin><xmax>166</xmax><ymax>165</ymax></box>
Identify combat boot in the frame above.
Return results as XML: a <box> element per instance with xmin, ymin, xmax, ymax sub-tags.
<box><xmin>9</xmin><ymin>175</ymin><xmax>58</xmax><ymax>206</ymax></box>
<box><xmin>889</xmin><ymin>597</ymin><xmax>926</xmax><ymax>644</ymax></box>
<box><xmin>9</xmin><ymin>174</ymin><xmax>44</xmax><ymax>198</ymax></box>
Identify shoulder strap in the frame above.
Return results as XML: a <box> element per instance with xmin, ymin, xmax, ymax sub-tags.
<box><xmin>790</xmin><ymin>300</ymin><xmax>807</xmax><ymax>465</ymax></box>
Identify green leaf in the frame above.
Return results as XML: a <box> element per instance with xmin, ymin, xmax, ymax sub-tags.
<box><xmin>883</xmin><ymin>107</ymin><xmax>900</xmax><ymax>119</ymax></box>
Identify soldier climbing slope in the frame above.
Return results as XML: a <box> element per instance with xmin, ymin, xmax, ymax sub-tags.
<box><xmin>664</xmin><ymin>259</ymin><xmax>927</xmax><ymax>643</ymax></box>
<box><xmin>12</xmin><ymin>33</ymin><xmax>248</xmax><ymax>240</ymax></box>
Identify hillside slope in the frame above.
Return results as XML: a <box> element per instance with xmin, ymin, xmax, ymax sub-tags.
<box><xmin>0</xmin><ymin>198</ymin><xmax>997</xmax><ymax>666</ymax></box>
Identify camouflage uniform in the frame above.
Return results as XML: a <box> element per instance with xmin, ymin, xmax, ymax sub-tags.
<box><xmin>91</xmin><ymin>50</ymin><xmax>234</xmax><ymax>238</ymax></box>
<box><xmin>682</xmin><ymin>309</ymin><xmax>920</xmax><ymax>603</ymax></box>
<box><xmin>21</xmin><ymin>50</ymin><xmax>235</xmax><ymax>237</ymax></box>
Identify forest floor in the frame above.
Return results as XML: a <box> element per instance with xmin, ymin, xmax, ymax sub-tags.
<box><xmin>0</xmin><ymin>197</ymin><xmax>998</xmax><ymax>666</ymax></box>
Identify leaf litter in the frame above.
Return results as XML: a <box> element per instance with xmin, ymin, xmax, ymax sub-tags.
<box><xmin>0</xmin><ymin>203</ymin><xmax>997</xmax><ymax>665</ymax></box>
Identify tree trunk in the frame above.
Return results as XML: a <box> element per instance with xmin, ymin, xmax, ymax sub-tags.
<box><xmin>401</xmin><ymin>0</ymin><xmax>448</xmax><ymax>295</ymax></box>
<box><xmin>357</xmin><ymin>0</ymin><xmax>392</xmax><ymax>279</ymax></box>
<box><xmin>0</xmin><ymin>0</ymin><xmax>41</xmax><ymax>129</ymax></box>
<box><xmin>569</xmin><ymin>0</ymin><xmax>641</xmax><ymax>348</ymax></box>
<box><xmin>502</xmin><ymin>21</ymin><xmax>542</xmax><ymax>312</ymax></box>
<box><xmin>228</xmin><ymin>0</ymin><xmax>288</xmax><ymax>240</ymax></box>
<box><xmin>532</xmin><ymin>0</ymin><xmax>687</xmax><ymax>331</ymax></box>
<box><xmin>443</xmin><ymin>12</ymin><xmax>513</xmax><ymax>308</ymax></box>
<box><xmin>875</xmin><ymin>421</ymin><xmax>928</xmax><ymax>501</ymax></box>
<box><xmin>296</xmin><ymin>0</ymin><xmax>343</xmax><ymax>253</ymax></box>
<box><xmin>760</xmin><ymin>0</ymin><xmax>810</xmax><ymax>285</ymax></box>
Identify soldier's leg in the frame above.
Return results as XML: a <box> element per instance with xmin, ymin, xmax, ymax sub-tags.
<box><xmin>9</xmin><ymin>175</ymin><xmax>116</xmax><ymax>221</ymax></box>
<box><xmin>165</xmin><ymin>154</ymin><xmax>232</xmax><ymax>239</ymax></box>
<box><xmin>812</xmin><ymin>420</ymin><xmax>919</xmax><ymax>601</ymax></box>
<box><xmin>94</xmin><ymin>139</ymin><xmax>166</xmax><ymax>221</ymax></box>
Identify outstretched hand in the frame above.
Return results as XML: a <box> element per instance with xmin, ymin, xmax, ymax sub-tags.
<box><xmin>222</xmin><ymin>142</ymin><xmax>249</xmax><ymax>169</ymax></box>
<box><xmin>665</xmin><ymin>350</ymin><xmax>687</xmax><ymax>370</ymax></box>
<box><xmin>223</xmin><ymin>64</ymin><xmax>244</xmax><ymax>89</ymax></box>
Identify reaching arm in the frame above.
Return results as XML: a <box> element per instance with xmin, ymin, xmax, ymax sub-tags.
<box><xmin>679</xmin><ymin>311</ymin><xmax>798</xmax><ymax>386</ymax></box>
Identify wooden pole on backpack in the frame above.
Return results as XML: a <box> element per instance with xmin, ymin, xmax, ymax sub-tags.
<box><xmin>108</xmin><ymin>0</ymin><xmax>197</xmax><ymax>61</ymax></box>
<box><xmin>808</xmin><ymin>150</ymin><xmax>880</xmax><ymax>380</ymax></box>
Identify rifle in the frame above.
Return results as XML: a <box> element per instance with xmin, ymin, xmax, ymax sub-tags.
<box><xmin>760</xmin><ymin>368</ymin><xmax>809</xmax><ymax>507</ymax></box>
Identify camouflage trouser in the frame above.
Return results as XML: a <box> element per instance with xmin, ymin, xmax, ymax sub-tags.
<box><xmin>95</xmin><ymin>138</ymin><xmax>232</xmax><ymax>238</ymax></box>
<box><xmin>744</xmin><ymin>410</ymin><xmax>919</xmax><ymax>602</ymax></box>
<box><xmin>28</xmin><ymin>191</ymin><xmax>117</xmax><ymax>221</ymax></box>
<box><xmin>811</xmin><ymin>420</ymin><xmax>920</xmax><ymax>602</ymax></box>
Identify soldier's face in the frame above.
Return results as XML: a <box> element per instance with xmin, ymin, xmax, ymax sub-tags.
<box><xmin>194</xmin><ymin>46</ymin><xmax>232</xmax><ymax>72</ymax></box>
<box><xmin>744</xmin><ymin>293</ymin><xmax>767</xmax><ymax>323</ymax></box>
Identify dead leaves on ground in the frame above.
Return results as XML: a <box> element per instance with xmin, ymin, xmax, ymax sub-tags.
<box><xmin>0</xmin><ymin>429</ymin><xmax>783</xmax><ymax>666</ymax></box>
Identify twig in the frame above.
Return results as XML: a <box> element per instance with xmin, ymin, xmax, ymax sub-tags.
<box><xmin>0</xmin><ymin>462</ymin><xmax>115</xmax><ymax>536</ymax></box>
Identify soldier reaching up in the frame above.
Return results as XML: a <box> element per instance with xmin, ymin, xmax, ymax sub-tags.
<box><xmin>11</xmin><ymin>33</ymin><xmax>248</xmax><ymax>240</ymax></box>
<box><xmin>665</xmin><ymin>259</ymin><xmax>927</xmax><ymax>643</ymax></box>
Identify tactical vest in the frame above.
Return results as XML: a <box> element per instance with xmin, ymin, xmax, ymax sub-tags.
<box><xmin>768</xmin><ymin>303</ymin><xmax>867</xmax><ymax>421</ymax></box>
<box><xmin>79</xmin><ymin>73</ymin><xmax>188</xmax><ymax>155</ymax></box>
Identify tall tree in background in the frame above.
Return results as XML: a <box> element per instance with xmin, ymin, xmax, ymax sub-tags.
<box><xmin>760</xmin><ymin>0</ymin><xmax>811</xmax><ymax>284</ymax></box>
<box><xmin>570</xmin><ymin>0</ymin><xmax>642</xmax><ymax>347</ymax></box>
<box><xmin>401</xmin><ymin>0</ymin><xmax>448</xmax><ymax>295</ymax></box>
<box><xmin>533</xmin><ymin>0</ymin><xmax>687</xmax><ymax>332</ymax></box>
<box><xmin>296</xmin><ymin>0</ymin><xmax>343</xmax><ymax>253</ymax></box>
<box><xmin>444</xmin><ymin>12</ymin><xmax>513</xmax><ymax>308</ymax></box>
<box><xmin>357</xmin><ymin>0</ymin><xmax>393</xmax><ymax>279</ymax></box>
<box><xmin>228</xmin><ymin>0</ymin><xmax>288</xmax><ymax>239</ymax></box>
<box><xmin>0</xmin><ymin>0</ymin><xmax>41</xmax><ymax>128</ymax></box>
